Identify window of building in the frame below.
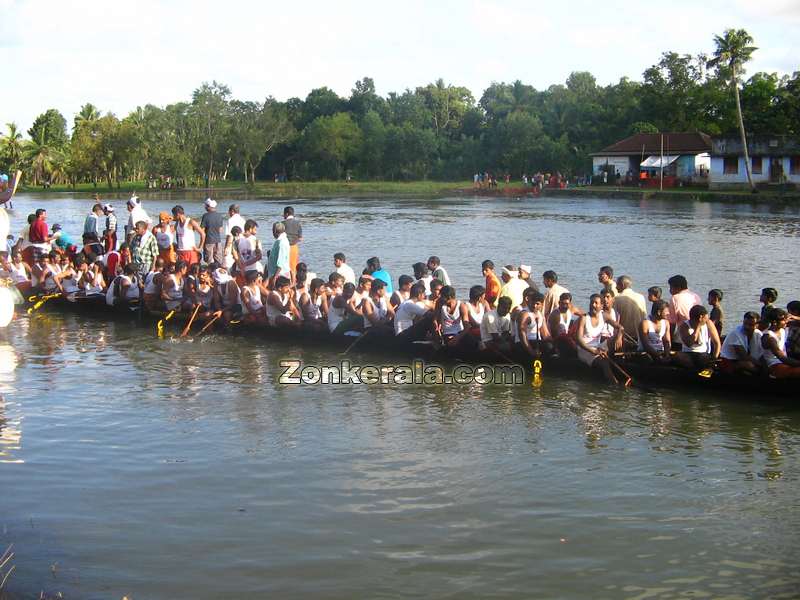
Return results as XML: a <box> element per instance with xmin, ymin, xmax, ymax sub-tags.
<box><xmin>751</xmin><ymin>156</ymin><xmax>762</xmax><ymax>174</ymax></box>
<box><xmin>791</xmin><ymin>156</ymin><xmax>800</xmax><ymax>175</ymax></box>
<box><xmin>723</xmin><ymin>157</ymin><xmax>738</xmax><ymax>174</ymax></box>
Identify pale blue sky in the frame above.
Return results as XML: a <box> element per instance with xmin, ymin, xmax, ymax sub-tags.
<box><xmin>2</xmin><ymin>0</ymin><xmax>798</xmax><ymax>135</ymax></box>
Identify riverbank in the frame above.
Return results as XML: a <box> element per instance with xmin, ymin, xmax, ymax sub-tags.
<box><xmin>18</xmin><ymin>180</ymin><xmax>800</xmax><ymax>202</ymax></box>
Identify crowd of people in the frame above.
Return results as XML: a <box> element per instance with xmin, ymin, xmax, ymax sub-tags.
<box><xmin>2</xmin><ymin>196</ymin><xmax>798</xmax><ymax>385</ymax></box>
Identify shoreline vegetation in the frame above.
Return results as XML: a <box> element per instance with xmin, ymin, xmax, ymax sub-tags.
<box><xmin>3</xmin><ymin>29</ymin><xmax>798</xmax><ymax>199</ymax></box>
<box><xmin>17</xmin><ymin>179</ymin><xmax>800</xmax><ymax>202</ymax></box>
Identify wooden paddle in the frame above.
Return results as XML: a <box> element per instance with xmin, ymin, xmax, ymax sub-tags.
<box><xmin>608</xmin><ymin>356</ymin><xmax>633</xmax><ymax>387</ymax></box>
<box><xmin>26</xmin><ymin>292</ymin><xmax>60</xmax><ymax>314</ymax></box>
<box><xmin>180</xmin><ymin>304</ymin><xmax>202</xmax><ymax>337</ymax></box>
<box><xmin>341</xmin><ymin>328</ymin><xmax>372</xmax><ymax>356</ymax></box>
<box><xmin>198</xmin><ymin>312</ymin><xmax>222</xmax><ymax>335</ymax></box>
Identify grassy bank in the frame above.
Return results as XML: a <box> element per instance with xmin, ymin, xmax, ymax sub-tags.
<box><xmin>19</xmin><ymin>180</ymin><xmax>472</xmax><ymax>198</ymax></box>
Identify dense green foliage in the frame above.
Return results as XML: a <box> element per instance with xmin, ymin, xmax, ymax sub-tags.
<box><xmin>2</xmin><ymin>30</ymin><xmax>798</xmax><ymax>186</ymax></box>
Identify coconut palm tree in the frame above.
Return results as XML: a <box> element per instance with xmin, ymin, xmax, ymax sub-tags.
<box><xmin>73</xmin><ymin>103</ymin><xmax>100</xmax><ymax>133</ymax></box>
<box><xmin>707</xmin><ymin>29</ymin><xmax>758</xmax><ymax>191</ymax></box>
<box><xmin>2</xmin><ymin>122</ymin><xmax>25</xmax><ymax>171</ymax></box>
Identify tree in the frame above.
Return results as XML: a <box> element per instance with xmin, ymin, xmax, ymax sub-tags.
<box><xmin>73</xmin><ymin>103</ymin><xmax>100</xmax><ymax>133</ymax></box>
<box><xmin>301</xmin><ymin>112</ymin><xmax>362</xmax><ymax>179</ymax></box>
<box><xmin>1</xmin><ymin>123</ymin><xmax>25</xmax><ymax>172</ymax></box>
<box><xmin>28</xmin><ymin>109</ymin><xmax>68</xmax><ymax>149</ymax></box>
<box><xmin>190</xmin><ymin>81</ymin><xmax>232</xmax><ymax>182</ymax></box>
<box><xmin>707</xmin><ymin>29</ymin><xmax>758</xmax><ymax>191</ymax></box>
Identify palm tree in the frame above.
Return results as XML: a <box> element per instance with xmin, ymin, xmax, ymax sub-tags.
<box><xmin>707</xmin><ymin>29</ymin><xmax>758</xmax><ymax>192</ymax></box>
<box><xmin>73</xmin><ymin>103</ymin><xmax>100</xmax><ymax>133</ymax></box>
<box><xmin>2</xmin><ymin>122</ymin><xmax>24</xmax><ymax>171</ymax></box>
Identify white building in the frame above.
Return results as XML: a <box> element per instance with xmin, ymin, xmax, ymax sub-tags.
<box><xmin>710</xmin><ymin>136</ymin><xmax>800</xmax><ymax>189</ymax></box>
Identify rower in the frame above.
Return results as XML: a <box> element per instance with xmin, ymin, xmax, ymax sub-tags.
<box><xmin>352</xmin><ymin>275</ymin><xmax>372</xmax><ymax>311</ymax></box>
<box><xmin>325</xmin><ymin>272</ymin><xmax>345</xmax><ymax>298</ymax></box>
<box><xmin>638</xmin><ymin>299</ymin><xmax>672</xmax><ymax>363</ymax></box>
<box><xmin>54</xmin><ymin>254</ymin><xmax>80</xmax><ymax>296</ymax></box>
<box><xmin>194</xmin><ymin>267</ymin><xmax>219</xmax><ymax>321</ymax></box>
<box><xmin>394</xmin><ymin>282</ymin><xmax>433</xmax><ymax>341</ymax></box>
<box><xmin>390</xmin><ymin>275</ymin><xmax>414</xmax><ymax>309</ymax></box>
<box><xmin>465</xmin><ymin>285</ymin><xmax>487</xmax><ymax>331</ymax></box>
<box><xmin>413</xmin><ymin>262</ymin><xmax>432</xmax><ymax>296</ymax></box>
<box><xmin>301</xmin><ymin>278</ymin><xmax>329</xmax><ymax>331</ymax></box>
<box><xmin>434</xmin><ymin>285</ymin><xmax>469</xmax><ymax>347</ymax></box>
<box><xmin>212</xmin><ymin>267</ymin><xmax>242</xmax><ymax>324</ymax></box>
<box><xmin>241</xmin><ymin>270</ymin><xmax>267</xmax><ymax>324</ymax></box>
<box><xmin>761</xmin><ymin>308</ymin><xmax>800</xmax><ymax>378</ymax></box>
<box><xmin>328</xmin><ymin>282</ymin><xmax>360</xmax><ymax>334</ymax></box>
<box><xmin>161</xmin><ymin>261</ymin><xmax>188</xmax><ymax>312</ymax></box>
<box><xmin>675</xmin><ymin>305</ymin><xmax>721</xmax><ymax>370</ymax></box>
<box><xmin>106</xmin><ymin>263</ymin><xmax>141</xmax><ymax>307</ymax></box>
<box><xmin>787</xmin><ymin>301</ymin><xmax>800</xmax><ymax>360</ymax></box>
<box><xmin>517</xmin><ymin>289</ymin><xmax>553</xmax><ymax>359</ymax></box>
<box><xmin>548</xmin><ymin>292</ymin><xmax>579</xmax><ymax>357</ymax></box>
<box><xmin>429</xmin><ymin>279</ymin><xmax>443</xmax><ymax>304</ymax></box>
<box><xmin>575</xmin><ymin>293</ymin><xmax>618</xmax><ymax>384</ymax></box>
<box><xmin>34</xmin><ymin>252</ymin><xmax>60</xmax><ymax>294</ymax></box>
<box><xmin>719</xmin><ymin>311</ymin><xmax>762</xmax><ymax>375</ymax></box>
<box><xmin>427</xmin><ymin>256</ymin><xmax>451</xmax><ymax>286</ymax></box>
<box><xmin>362</xmin><ymin>279</ymin><xmax>394</xmax><ymax>332</ymax></box>
<box><xmin>266</xmin><ymin>275</ymin><xmax>300</xmax><ymax>327</ymax></box>
<box><xmin>479</xmin><ymin>296</ymin><xmax>514</xmax><ymax>355</ymax></box>
<box><xmin>143</xmin><ymin>257</ymin><xmax>165</xmax><ymax>311</ymax></box>
<box><xmin>333</xmin><ymin>252</ymin><xmax>356</xmax><ymax>285</ymax></box>
<box><xmin>7</xmin><ymin>251</ymin><xmax>32</xmax><ymax>295</ymax></box>
<box><xmin>600</xmin><ymin>289</ymin><xmax>625</xmax><ymax>351</ymax></box>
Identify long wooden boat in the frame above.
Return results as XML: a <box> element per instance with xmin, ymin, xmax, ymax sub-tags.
<box><xmin>19</xmin><ymin>293</ymin><xmax>797</xmax><ymax>401</ymax></box>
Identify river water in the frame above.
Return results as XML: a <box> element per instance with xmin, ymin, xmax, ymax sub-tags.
<box><xmin>1</xmin><ymin>193</ymin><xmax>799</xmax><ymax>599</ymax></box>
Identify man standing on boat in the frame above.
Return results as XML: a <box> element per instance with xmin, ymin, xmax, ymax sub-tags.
<box><xmin>172</xmin><ymin>205</ymin><xmax>204</xmax><ymax>267</ymax></box>
<box><xmin>103</xmin><ymin>204</ymin><xmax>118</xmax><ymax>251</ymax></box>
<box><xmin>282</xmin><ymin>206</ymin><xmax>302</xmax><ymax>279</ymax></box>
<box><xmin>83</xmin><ymin>203</ymin><xmax>105</xmax><ymax>239</ymax></box>
<box><xmin>130</xmin><ymin>220</ymin><xmax>159</xmax><ymax>277</ymax></box>
<box><xmin>268</xmin><ymin>221</ymin><xmax>291</xmax><ymax>287</ymax></box>
<box><xmin>200</xmin><ymin>199</ymin><xmax>224</xmax><ymax>265</ymax></box>
<box><xmin>225</xmin><ymin>204</ymin><xmax>246</xmax><ymax>236</ymax></box>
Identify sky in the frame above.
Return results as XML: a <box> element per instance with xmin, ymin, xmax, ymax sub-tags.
<box><xmin>1</xmin><ymin>0</ymin><xmax>798</xmax><ymax>136</ymax></box>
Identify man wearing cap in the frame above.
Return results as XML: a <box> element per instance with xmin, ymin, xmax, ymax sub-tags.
<box><xmin>125</xmin><ymin>194</ymin><xmax>151</xmax><ymax>243</ymax></box>
<box><xmin>200</xmin><ymin>198</ymin><xmax>224</xmax><ymax>265</ymax></box>
<box><xmin>225</xmin><ymin>204</ymin><xmax>246</xmax><ymax>236</ymax></box>
<box><xmin>103</xmin><ymin>203</ymin><xmax>117</xmax><ymax>251</ymax></box>
<box><xmin>518</xmin><ymin>264</ymin><xmax>538</xmax><ymax>290</ymax></box>
<box><xmin>51</xmin><ymin>224</ymin><xmax>76</xmax><ymax>256</ymax></box>
<box><xmin>282</xmin><ymin>206</ymin><xmax>302</xmax><ymax>278</ymax></box>
<box><xmin>498</xmin><ymin>264</ymin><xmax>529</xmax><ymax>311</ymax></box>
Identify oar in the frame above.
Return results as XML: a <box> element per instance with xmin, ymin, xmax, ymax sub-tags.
<box><xmin>341</xmin><ymin>328</ymin><xmax>372</xmax><ymax>356</ymax></box>
<box><xmin>180</xmin><ymin>304</ymin><xmax>202</xmax><ymax>337</ymax></box>
<box><xmin>608</xmin><ymin>356</ymin><xmax>633</xmax><ymax>387</ymax></box>
<box><xmin>26</xmin><ymin>292</ymin><xmax>60</xmax><ymax>314</ymax></box>
<box><xmin>198</xmin><ymin>312</ymin><xmax>222</xmax><ymax>335</ymax></box>
<box><xmin>531</xmin><ymin>359</ymin><xmax>543</xmax><ymax>388</ymax></box>
<box><xmin>156</xmin><ymin>310</ymin><xmax>176</xmax><ymax>338</ymax></box>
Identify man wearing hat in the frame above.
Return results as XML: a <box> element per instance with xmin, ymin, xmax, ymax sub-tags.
<box><xmin>200</xmin><ymin>198</ymin><xmax>224</xmax><ymax>265</ymax></box>
<box><xmin>125</xmin><ymin>194</ymin><xmax>150</xmax><ymax>243</ymax></box>
<box><xmin>498</xmin><ymin>264</ymin><xmax>529</xmax><ymax>311</ymax></box>
<box><xmin>518</xmin><ymin>264</ymin><xmax>538</xmax><ymax>291</ymax></box>
<box><xmin>103</xmin><ymin>203</ymin><xmax>117</xmax><ymax>251</ymax></box>
<box><xmin>51</xmin><ymin>223</ymin><xmax>76</xmax><ymax>256</ymax></box>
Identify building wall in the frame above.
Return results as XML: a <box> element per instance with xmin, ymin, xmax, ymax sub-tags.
<box><xmin>709</xmin><ymin>156</ymin><xmax>800</xmax><ymax>188</ymax></box>
<box><xmin>592</xmin><ymin>156</ymin><xmax>631</xmax><ymax>176</ymax></box>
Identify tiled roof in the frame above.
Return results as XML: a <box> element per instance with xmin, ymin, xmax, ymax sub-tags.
<box><xmin>591</xmin><ymin>132</ymin><xmax>712</xmax><ymax>156</ymax></box>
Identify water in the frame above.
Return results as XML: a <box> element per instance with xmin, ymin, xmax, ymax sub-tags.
<box><xmin>1</xmin><ymin>193</ymin><xmax>799</xmax><ymax>599</ymax></box>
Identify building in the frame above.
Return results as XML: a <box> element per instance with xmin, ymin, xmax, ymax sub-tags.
<box><xmin>590</xmin><ymin>132</ymin><xmax>711</xmax><ymax>187</ymax></box>
<box><xmin>709</xmin><ymin>135</ymin><xmax>800</xmax><ymax>190</ymax></box>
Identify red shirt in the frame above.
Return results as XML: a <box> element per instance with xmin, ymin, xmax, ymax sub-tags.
<box><xmin>29</xmin><ymin>219</ymin><xmax>49</xmax><ymax>244</ymax></box>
